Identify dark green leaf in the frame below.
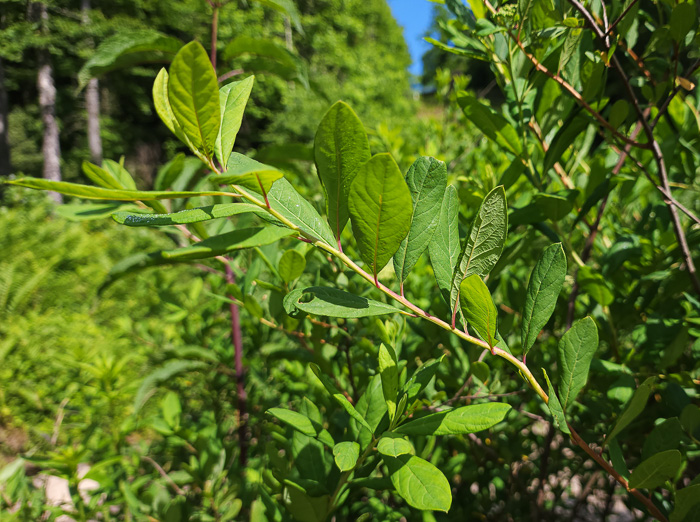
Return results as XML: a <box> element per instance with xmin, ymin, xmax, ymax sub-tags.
<box><xmin>310</xmin><ymin>364</ymin><xmax>372</xmax><ymax>431</ymax></box>
<box><xmin>283</xmin><ymin>482</ymin><xmax>329</xmax><ymax>522</ymax></box>
<box><xmin>671</xmin><ymin>484</ymin><xmax>700</xmax><ymax>522</ymax></box>
<box><xmin>606</xmin><ymin>377</ymin><xmax>655</xmax><ymax>444</ymax></box>
<box><xmin>558</xmin><ymin>317</ymin><xmax>598</xmax><ymax>411</ymax></box>
<box><xmin>403</xmin><ymin>356</ymin><xmax>445</xmax><ymax>403</ymax></box>
<box><xmin>543</xmin><ymin>368</ymin><xmax>570</xmax><ymax>434</ymax></box>
<box><xmin>628</xmin><ymin>450</ymin><xmax>681</xmax><ymax>490</ymax></box>
<box><xmin>283</xmin><ymin>286</ymin><xmax>402</xmax><ymax>318</ymax></box>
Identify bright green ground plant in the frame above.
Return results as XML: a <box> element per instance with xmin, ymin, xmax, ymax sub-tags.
<box><xmin>6</xmin><ymin>28</ymin><xmax>697</xmax><ymax>519</ymax></box>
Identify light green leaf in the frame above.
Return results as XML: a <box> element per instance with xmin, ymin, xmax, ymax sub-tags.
<box><xmin>215</xmin><ymin>76</ymin><xmax>255</xmax><ymax>169</ymax></box>
<box><xmin>333</xmin><ymin>442</ymin><xmax>360</xmax><ymax>472</ymax></box>
<box><xmin>378</xmin><ymin>343</ymin><xmax>399</xmax><ymax>420</ymax></box>
<box><xmin>460</xmin><ymin>274</ymin><xmax>498</xmax><ymax>347</ymax></box>
<box><xmin>450</xmin><ymin>186</ymin><xmax>508</xmax><ymax>316</ymax></box>
<box><xmin>352</xmin><ymin>374</ymin><xmax>388</xmax><ymax>449</ymax></box>
<box><xmin>578</xmin><ymin>266</ymin><xmax>614</xmax><ymax>306</ymax></box>
<box><xmin>429</xmin><ymin>185</ymin><xmax>460</xmax><ymax>306</ymax></box>
<box><xmin>377</xmin><ymin>434</ymin><xmax>414</xmax><ymax>457</ymax></box>
<box><xmin>393</xmin><ymin>157</ymin><xmax>448</xmax><ymax>283</ymax></box>
<box><xmin>82</xmin><ymin>161</ymin><xmax>124</xmax><ymax>190</ymax></box>
<box><xmin>403</xmin><ymin>356</ymin><xmax>444</xmax><ymax>403</ymax></box>
<box><xmin>56</xmin><ymin>203</ymin><xmax>139</xmax><ymax>222</ymax></box>
<box><xmin>4</xmin><ymin>178</ymin><xmax>236</xmax><ymax>201</ymax></box>
<box><xmin>267</xmin><ymin>408</ymin><xmax>317</xmax><ymax>437</ymax></box>
<box><xmin>314</xmin><ymin>101</ymin><xmax>371</xmax><ymax>244</ymax></box>
<box><xmin>521</xmin><ymin>243</ymin><xmax>567</xmax><ymax>355</ymax></box>
<box><xmin>348</xmin><ymin>154</ymin><xmax>413</xmax><ymax>279</ymax></box>
<box><xmin>558</xmin><ymin>317</ymin><xmax>598</xmax><ymax>411</ymax></box>
<box><xmin>543</xmin><ymin>368</ymin><xmax>570</xmax><ymax>434</ymax></box>
<box><xmin>606</xmin><ymin>377</ymin><xmax>655</xmax><ymax>444</ymax></box>
<box><xmin>250</xmin><ymin>178</ymin><xmax>337</xmax><ymax>246</ymax></box>
<box><xmin>283</xmin><ymin>286</ymin><xmax>402</xmax><ymax>318</ymax></box>
<box><xmin>78</xmin><ymin>30</ymin><xmax>182</xmax><ymax>89</ymax></box>
<box><xmin>256</xmin><ymin>0</ymin><xmax>304</xmax><ymax>32</ymax></box>
<box><xmin>382</xmin><ymin>454</ymin><xmax>451</xmax><ymax>512</ymax></box>
<box><xmin>112</xmin><ymin>203</ymin><xmax>262</xmax><ymax>226</ymax></box>
<box><xmin>395</xmin><ymin>403</ymin><xmax>511</xmax><ymax>436</ymax></box>
<box><xmin>671</xmin><ymin>484</ymin><xmax>700</xmax><ymax>522</ymax></box>
<box><xmin>628</xmin><ymin>450</ymin><xmax>681</xmax><ymax>490</ymax></box>
<box><xmin>278</xmin><ymin>250</ymin><xmax>306</xmax><ymax>283</ymax></box>
<box><xmin>215</xmin><ymin>153</ymin><xmax>284</xmax><ymax>193</ymax></box>
<box><xmin>310</xmin><ymin>364</ymin><xmax>372</xmax><ymax>432</ymax></box>
<box><xmin>134</xmin><ymin>360</ymin><xmax>208</xmax><ymax>412</ymax></box>
<box><xmin>458</xmin><ymin>94</ymin><xmax>522</xmax><ymax>156</ymax></box>
<box><xmin>153</xmin><ymin>68</ymin><xmax>199</xmax><ymax>156</ymax></box>
<box><xmin>168</xmin><ymin>41</ymin><xmax>220</xmax><ymax>160</ymax></box>
<box><xmin>102</xmin><ymin>159</ymin><xmax>137</xmax><ymax>190</ymax></box>
<box><xmin>223</xmin><ymin>36</ymin><xmax>308</xmax><ymax>86</ymax></box>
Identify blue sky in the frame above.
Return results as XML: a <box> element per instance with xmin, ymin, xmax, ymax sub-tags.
<box><xmin>387</xmin><ymin>0</ymin><xmax>435</xmax><ymax>77</ymax></box>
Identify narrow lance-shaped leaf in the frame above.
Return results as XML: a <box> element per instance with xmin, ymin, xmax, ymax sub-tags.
<box><xmin>348</xmin><ymin>154</ymin><xmax>412</xmax><ymax>281</ymax></box>
<box><xmin>310</xmin><ymin>364</ymin><xmax>372</xmax><ymax>431</ymax></box>
<box><xmin>558</xmin><ymin>317</ymin><xmax>598</xmax><ymax>412</ymax></box>
<box><xmin>283</xmin><ymin>287</ymin><xmax>402</xmax><ymax>318</ymax></box>
<box><xmin>395</xmin><ymin>403</ymin><xmax>511</xmax><ymax>436</ymax></box>
<box><xmin>168</xmin><ymin>41</ymin><xmax>220</xmax><ymax>160</ymax></box>
<box><xmin>393</xmin><ymin>157</ymin><xmax>447</xmax><ymax>284</ymax></box>
<box><xmin>606</xmin><ymin>377</ymin><xmax>655</xmax><ymax>444</ymax></box>
<box><xmin>215</xmin><ymin>76</ymin><xmax>255</xmax><ymax>170</ymax></box>
<box><xmin>543</xmin><ymin>368</ymin><xmax>570</xmax><ymax>434</ymax></box>
<box><xmin>314</xmin><ymin>101</ymin><xmax>371</xmax><ymax>245</ymax></box>
<box><xmin>460</xmin><ymin>274</ymin><xmax>498</xmax><ymax>348</ymax></box>
<box><xmin>153</xmin><ymin>68</ymin><xmax>200</xmax><ymax>157</ymax></box>
<box><xmin>378</xmin><ymin>343</ymin><xmax>399</xmax><ymax>420</ymax></box>
<box><xmin>3</xmin><ymin>178</ymin><xmax>237</xmax><ymax>201</ymax></box>
<box><xmin>450</xmin><ymin>186</ymin><xmax>508</xmax><ymax>319</ymax></box>
<box><xmin>382</xmin><ymin>454</ymin><xmax>452</xmax><ymax>512</ymax></box>
<box><xmin>112</xmin><ymin>203</ymin><xmax>262</xmax><ymax>226</ymax></box>
<box><xmin>521</xmin><ymin>243</ymin><xmax>567</xmax><ymax>355</ymax></box>
<box><xmin>429</xmin><ymin>185</ymin><xmax>460</xmax><ymax>306</ymax></box>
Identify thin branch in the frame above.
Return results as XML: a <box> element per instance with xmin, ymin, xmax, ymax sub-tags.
<box><xmin>218</xmin><ymin>69</ymin><xmax>245</xmax><ymax>83</ymax></box>
<box><xmin>142</xmin><ymin>456</ymin><xmax>185</xmax><ymax>495</ymax></box>
<box><xmin>605</xmin><ymin>0</ymin><xmax>639</xmax><ymax>36</ymax></box>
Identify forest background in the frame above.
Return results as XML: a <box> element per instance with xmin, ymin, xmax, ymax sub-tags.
<box><xmin>1</xmin><ymin>0</ymin><xmax>699</xmax><ymax>521</ymax></box>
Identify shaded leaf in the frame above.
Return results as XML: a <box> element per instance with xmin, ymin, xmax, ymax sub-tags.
<box><xmin>283</xmin><ymin>287</ymin><xmax>402</xmax><ymax>318</ymax></box>
<box><xmin>458</xmin><ymin>94</ymin><xmax>522</xmax><ymax>156</ymax></box>
<box><xmin>378</xmin><ymin>343</ymin><xmax>399</xmax><ymax>420</ymax></box>
<box><xmin>112</xmin><ymin>203</ymin><xmax>262</xmax><ymax>226</ymax></box>
<box><xmin>607</xmin><ymin>377</ymin><xmax>655</xmax><ymax>444</ymax></box>
<box><xmin>628</xmin><ymin>450</ymin><xmax>681</xmax><ymax>490</ymax></box>
<box><xmin>543</xmin><ymin>368</ymin><xmax>570</xmax><ymax>434</ymax></box>
<box><xmin>310</xmin><ymin>364</ymin><xmax>372</xmax><ymax>431</ymax></box>
<box><xmin>558</xmin><ymin>317</ymin><xmax>598</xmax><ymax>411</ymax></box>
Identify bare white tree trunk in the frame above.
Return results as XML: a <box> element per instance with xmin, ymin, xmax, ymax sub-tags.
<box><xmin>37</xmin><ymin>3</ymin><xmax>62</xmax><ymax>203</ymax></box>
<box><xmin>82</xmin><ymin>0</ymin><xmax>102</xmax><ymax>164</ymax></box>
<box><xmin>0</xmin><ymin>57</ymin><xmax>11</xmax><ymax>178</ymax></box>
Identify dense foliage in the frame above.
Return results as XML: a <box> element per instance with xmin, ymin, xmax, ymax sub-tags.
<box><xmin>2</xmin><ymin>0</ymin><xmax>700</xmax><ymax>521</ymax></box>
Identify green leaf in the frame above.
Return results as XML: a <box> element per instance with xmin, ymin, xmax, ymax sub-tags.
<box><xmin>606</xmin><ymin>377</ymin><xmax>655</xmax><ymax>444</ymax></box>
<box><xmin>403</xmin><ymin>356</ymin><xmax>444</xmax><ymax>403</ymax></box>
<box><xmin>168</xmin><ymin>41</ymin><xmax>220</xmax><ymax>160</ymax></box>
<box><xmin>256</xmin><ymin>0</ymin><xmax>304</xmax><ymax>33</ymax></box>
<box><xmin>215</xmin><ymin>153</ymin><xmax>284</xmax><ymax>193</ymax></box>
<box><xmin>578</xmin><ymin>266</ymin><xmax>614</xmax><ymax>306</ymax></box>
<box><xmin>112</xmin><ymin>203</ymin><xmax>262</xmax><ymax>226</ymax></box>
<box><xmin>251</xmin><ymin>178</ymin><xmax>337</xmax><ymax>246</ymax></box>
<box><xmin>458</xmin><ymin>94</ymin><xmax>522</xmax><ymax>156</ymax></box>
<box><xmin>267</xmin><ymin>408</ymin><xmax>317</xmax><ymax>437</ymax></box>
<box><xmin>450</xmin><ymin>186</ymin><xmax>508</xmax><ymax>316</ymax></box>
<box><xmin>395</xmin><ymin>403</ymin><xmax>511</xmax><ymax>436</ymax></box>
<box><xmin>4</xmin><ymin>178</ymin><xmax>236</xmax><ymax>201</ymax></box>
<box><xmin>377</xmin><ymin>434</ymin><xmax>414</xmax><ymax>457</ymax></box>
<box><xmin>283</xmin><ymin>482</ymin><xmax>329</xmax><ymax>522</ymax></box>
<box><xmin>642</xmin><ymin>418</ymin><xmax>683</xmax><ymax>460</ymax></box>
<box><xmin>460</xmin><ymin>274</ymin><xmax>498</xmax><ymax>347</ymax></box>
<box><xmin>56</xmin><ymin>203</ymin><xmax>139</xmax><ymax>222</ymax></box>
<box><xmin>215</xmin><ymin>76</ymin><xmax>255</xmax><ymax>170</ymax></box>
<box><xmin>393</xmin><ymin>157</ymin><xmax>448</xmax><ymax>283</ymax></box>
<box><xmin>353</xmin><ymin>374</ymin><xmax>388</xmax><ymax>449</ymax></box>
<box><xmin>521</xmin><ymin>243</ymin><xmax>567</xmax><ymax>355</ymax></box>
<box><xmin>670</xmin><ymin>3</ymin><xmax>696</xmax><ymax>43</ymax></box>
<box><xmin>283</xmin><ymin>286</ymin><xmax>401</xmax><ymax>318</ymax></box>
<box><xmin>378</xmin><ymin>343</ymin><xmax>399</xmax><ymax>420</ymax></box>
<box><xmin>82</xmin><ymin>161</ymin><xmax>125</xmax><ymax>190</ymax></box>
<box><xmin>134</xmin><ymin>360</ymin><xmax>208</xmax><ymax>412</ymax></box>
<box><xmin>543</xmin><ymin>112</ymin><xmax>588</xmax><ymax>175</ymax></box>
<box><xmin>314</xmin><ymin>101</ymin><xmax>371</xmax><ymax>244</ymax></box>
<box><xmin>348</xmin><ymin>154</ymin><xmax>413</xmax><ymax>280</ymax></box>
<box><xmin>310</xmin><ymin>364</ymin><xmax>372</xmax><ymax>432</ymax></box>
<box><xmin>333</xmin><ymin>442</ymin><xmax>360</xmax><ymax>472</ymax></box>
<box><xmin>543</xmin><ymin>368</ymin><xmax>570</xmax><ymax>434</ymax></box>
<box><xmin>153</xmin><ymin>68</ymin><xmax>199</xmax><ymax>156</ymax></box>
<box><xmin>278</xmin><ymin>250</ymin><xmax>306</xmax><ymax>283</ymax></box>
<box><xmin>671</xmin><ymin>484</ymin><xmax>700</xmax><ymax>522</ymax></box>
<box><xmin>382</xmin><ymin>454</ymin><xmax>451</xmax><ymax>512</ymax></box>
<box><xmin>628</xmin><ymin>450</ymin><xmax>682</xmax><ymax>490</ymax></box>
<box><xmin>102</xmin><ymin>227</ymin><xmax>294</xmax><ymax>287</ymax></box>
<box><xmin>78</xmin><ymin>30</ymin><xmax>182</xmax><ymax>89</ymax></box>
<box><xmin>558</xmin><ymin>317</ymin><xmax>598</xmax><ymax>411</ymax></box>
<box><xmin>223</xmin><ymin>36</ymin><xmax>307</xmax><ymax>86</ymax></box>
<box><xmin>429</xmin><ymin>185</ymin><xmax>461</xmax><ymax>307</ymax></box>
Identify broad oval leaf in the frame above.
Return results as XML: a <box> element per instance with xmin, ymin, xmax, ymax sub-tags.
<box><xmin>278</xmin><ymin>250</ymin><xmax>306</xmax><ymax>283</ymax></box>
<box><xmin>429</xmin><ymin>185</ymin><xmax>460</xmax><ymax>306</ymax></box>
<box><xmin>393</xmin><ymin>157</ymin><xmax>447</xmax><ymax>283</ymax></box>
<box><xmin>283</xmin><ymin>286</ymin><xmax>402</xmax><ymax>318</ymax></box>
<box><xmin>377</xmin><ymin>434</ymin><xmax>414</xmax><ymax>457</ymax></box>
<box><xmin>314</xmin><ymin>101</ymin><xmax>371</xmax><ymax>244</ymax></box>
<box><xmin>558</xmin><ymin>317</ymin><xmax>598</xmax><ymax>411</ymax></box>
<box><xmin>521</xmin><ymin>243</ymin><xmax>567</xmax><ymax>355</ymax></box>
<box><xmin>112</xmin><ymin>203</ymin><xmax>262</xmax><ymax>226</ymax></box>
<box><xmin>460</xmin><ymin>274</ymin><xmax>498</xmax><ymax>347</ymax></box>
<box><xmin>215</xmin><ymin>76</ymin><xmax>255</xmax><ymax>170</ymax></box>
<box><xmin>382</xmin><ymin>454</ymin><xmax>452</xmax><ymax>512</ymax></box>
<box><xmin>215</xmin><ymin>153</ymin><xmax>284</xmax><ymax>193</ymax></box>
<box><xmin>333</xmin><ymin>442</ymin><xmax>360</xmax><ymax>472</ymax></box>
<box><xmin>267</xmin><ymin>408</ymin><xmax>317</xmax><ymax>437</ymax></box>
<box><xmin>628</xmin><ymin>450</ymin><xmax>682</xmax><ymax>490</ymax></box>
<box><xmin>4</xmin><ymin>178</ymin><xmax>237</xmax><ymax>201</ymax></box>
<box><xmin>450</xmin><ymin>185</ymin><xmax>508</xmax><ymax>316</ymax></box>
<box><xmin>168</xmin><ymin>41</ymin><xmax>220</xmax><ymax>160</ymax></box>
<box><xmin>395</xmin><ymin>403</ymin><xmax>511</xmax><ymax>436</ymax></box>
<box><xmin>348</xmin><ymin>154</ymin><xmax>412</xmax><ymax>279</ymax></box>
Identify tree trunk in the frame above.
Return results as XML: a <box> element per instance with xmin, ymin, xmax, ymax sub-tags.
<box><xmin>0</xmin><ymin>57</ymin><xmax>11</xmax><ymax>178</ymax></box>
<box><xmin>82</xmin><ymin>0</ymin><xmax>102</xmax><ymax>164</ymax></box>
<box><xmin>36</xmin><ymin>3</ymin><xmax>62</xmax><ymax>203</ymax></box>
